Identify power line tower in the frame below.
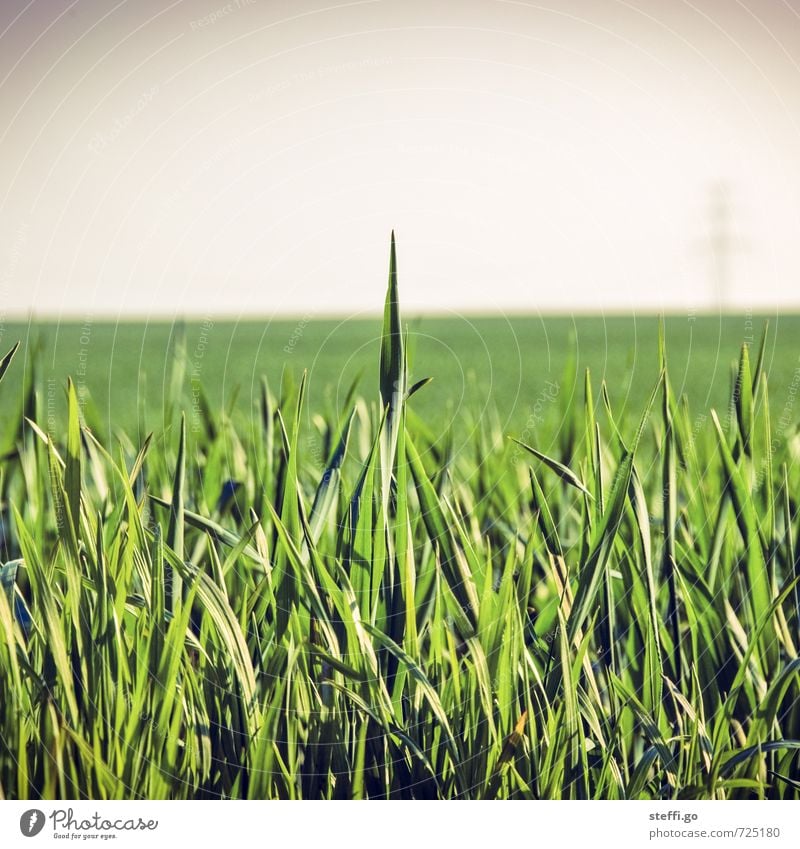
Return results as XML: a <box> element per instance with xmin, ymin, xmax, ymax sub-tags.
<box><xmin>705</xmin><ymin>180</ymin><xmax>743</xmax><ymax>310</ymax></box>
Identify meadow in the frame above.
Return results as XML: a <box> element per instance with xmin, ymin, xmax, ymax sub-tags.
<box><xmin>4</xmin><ymin>311</ymin><xmax>800</xmax><ymax>442</ymax></box>
<box><xmin>0</xmin><ymin>247</ymin><xmax>799</xmax><ymax>799</ymax></box>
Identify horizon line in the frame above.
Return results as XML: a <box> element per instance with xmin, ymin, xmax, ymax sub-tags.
<box><xmin>1</xmin><ymin>307</ymin><xmax>798</xmax><ymax>324</ymax></box>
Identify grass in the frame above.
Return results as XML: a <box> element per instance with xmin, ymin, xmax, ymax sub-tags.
<box><xmin>0</xmin><ymin>238</ymin><xmax>799</xmax><ymax>799</ymax></box>
<box><xmin>4</xmin><ymin>311</ymin><xmax>800</xmax><ymax>443</ymax></box>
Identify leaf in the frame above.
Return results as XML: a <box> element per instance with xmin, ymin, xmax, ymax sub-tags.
<box><xmin>308</xmin><ymin>407</ymin><xmax>355</xmax><ymax>543</ymax></box>
<box><xmin>65</xmin><ymin>378</ymin><xmax>82</xmax><ymax>538</ymax></box>
<box><xmin>568</xmin><ymin>372</ymin><xmax>662</xmax><ymax>643</ymax></box>
<box><xmin>718</xmin><ymin>742</ymin><xmax>800</xmax><ymax>778</ymax></box>
<box><xmin>0</xmin><ymin>559</ymin><xmax>22</xmax><ymax>605</ymax></box>
<box><xmin>735</xmin><ymin>344</ymin><xmax>753</xmax><ymax>455</ymax></box>
<box><xmin>149</xmin><ymin>496</ymin><xmax>262</xmax><ymax>561</ymax></box>
<box><xmin>407</xmin><ymin>377</ymin><xmax>433</xmax><ymax>400</ymax></box>
<box><xmin>379</xmin><ymin>232</ymin><xmax>407</xmax><ymax>521</ymax></box>
<box><xmin>379</xmin><ymin>231</ymin><xmax>406</xmax><ymax>426</ymax></box>
<box><xmin>166</xmin><ymin>414</ymin><xmax>186</xmax><ymax>613</ymax></box>
<box><xmin>510</xmin><ymin>438</ymin><xmax>592</xmax><ymax>497</ymax></box>
<box><xmin>0</xmin><ymin>341</ymin><xmax>19</xmax><ymax>383</ymax></box>
<box><xmin>710</xmin><ymin>409</ymin><xmax>776</xmax><ymax>669</ymax></box>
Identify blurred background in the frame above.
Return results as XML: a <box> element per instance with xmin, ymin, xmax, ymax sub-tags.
<box><xmin>1</xmin><ymin>0</ymin><xmax>799</xmax><ymax>441</ymax></box>
<box><xmin>0</xmin><ymin>0</ymin><xmax>798</xmax><ymax>318</ymax></box>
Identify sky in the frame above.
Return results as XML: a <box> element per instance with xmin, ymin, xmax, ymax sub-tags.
<box><xmin>0</xmin><ymin>0</ymin><xmax>799</xmax><ymax>318</ymax></box>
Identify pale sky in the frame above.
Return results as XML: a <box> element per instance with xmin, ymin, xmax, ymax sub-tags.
<box><xmin>0</xmin><ymin>0</ymin><xmax>799</xmax><ymax>317</ymax></box>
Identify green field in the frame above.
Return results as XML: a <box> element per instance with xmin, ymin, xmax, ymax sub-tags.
<box><xmin>1</xmin><ymin>266</ymin><xmax>800</xmax><ymax>799</ymax></box>
<box><xmin>4</xmin><ymin>313</ymin><xmax>799</xmax><ymax>443</ymax></box>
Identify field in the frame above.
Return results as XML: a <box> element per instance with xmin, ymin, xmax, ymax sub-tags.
<box><xmin>4</xmin><ymin>311</ymin><xmax>800</xmax><ymax>442</ymax></box>
<box><xmin>1</xmin><ymin>253</ymin><xmax>799</xmax><ymax>799</ymax></box>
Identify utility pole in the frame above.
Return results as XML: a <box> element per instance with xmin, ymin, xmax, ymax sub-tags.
<box><xmin>705</xmin><ymin>180</ymin><xmax>740</xmax><ymax>310</ymax></box>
